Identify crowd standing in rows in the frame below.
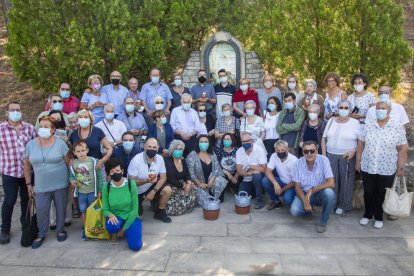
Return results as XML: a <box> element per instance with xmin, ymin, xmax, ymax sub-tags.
<box><xmin>0</xmin><ymin>69</ymin><xmax>409</xmax><ymax>251</ymax></box>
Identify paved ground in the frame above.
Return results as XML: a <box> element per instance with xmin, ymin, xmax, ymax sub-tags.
<box><xmin>0</xmin><ymin>194</ymin><xmax>413</xmax><ymax>276</ymax></box>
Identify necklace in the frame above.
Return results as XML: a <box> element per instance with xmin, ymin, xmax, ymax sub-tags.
<box><xmin>78</xmin><ymin>127</ymin><xmax>92</xmax><ymax>140</ymax></box>
<box><xmin>39</xmin><ymin>138</ymin><xmax>56</xmax><ymax>167</ymax></box>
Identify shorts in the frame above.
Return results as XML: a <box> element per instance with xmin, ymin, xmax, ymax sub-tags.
<box><xmin>78</xmin><ymin>192</ymin><xmax>96</xmax><ymax>213</ymax></box>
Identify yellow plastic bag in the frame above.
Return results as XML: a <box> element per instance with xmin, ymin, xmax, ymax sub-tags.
<box><xmin>85</xmin><ymin>199</ymin><xmax>110</xmax><ymax>240</ymax></box>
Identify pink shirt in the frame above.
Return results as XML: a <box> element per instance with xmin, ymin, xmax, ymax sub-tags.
<box><xmin>44</xmin><ymin>96</ymin><xmax>80</xmax><ymax>114</ymax></box>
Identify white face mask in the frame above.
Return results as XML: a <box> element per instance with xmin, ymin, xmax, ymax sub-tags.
<box><xmin>240</xmin><ymin>84</ymin><xmax>248</xmax><ymax>92</ymax></box>
<box><xmin>308</xmin><ymin>112</ymin><xmax>318</xmax><ymax>121</ymax></box>
<box><xmin>288</xmin><ymin>83</ymin><xmax>296</xmax><ymax>90</ymax></box>
<box><xmin>38</xmin><ymin>127</ymin><xmax>52</xmax><ymax>139</ymax></box>
<box><xmin>155</xmin><ymin>104</ymin><xmax>164</xmax><ymax>111</ymax></box>
<box><xmin>220</xmin><ymin>76</ymin><xmax>228</xmax><ymax>83</ymax></box>
<box><xmin>246</xmin><ymin>109</ymin><xmax>255</xmax><ymax>116</ymax></box>
<box><xmin>264</xmin><ymin>82</ymin><xmax>273</xmax><ymax>89</ymax></box>
<box><xmin>182</xmin><ymin>103</ymin><xmax>191</xmax><ymax>111</ymax></box>
<box><xmin>354</xmin><ymin>84</ymin><xmax>364</xmax><ymax>93</ymax></box>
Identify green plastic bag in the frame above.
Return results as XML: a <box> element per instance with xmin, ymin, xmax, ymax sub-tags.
<box><xmin>85</xmin><ymin>199</ymin><xmax>110</xmax><ymax>240</ymax></box>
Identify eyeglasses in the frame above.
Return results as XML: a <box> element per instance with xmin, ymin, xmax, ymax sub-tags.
<box><xmin>60</xmin><ymin>88</ymin><xmax>70</xmax><ymax>91</ymax></box>
<box><xmin>338</xmin><ymin>106</ymin><xmax>349</xmax><ymax>110</ymax></box>
<box><xmin>378</xmin><ymin>91</ymin><xmax>391</xmax><ymax>94</ymax></box>
<box><xmin>303</xmin><ymin>149</ymin><xmax>316</xmax><ymax>155</ymax></box>
<box><xmin>198</xmin><ymin>109</ymin><xmax>206</xmax><ymax>112</ymax></box>
<box><xmin>241</xmin><ymin>140</ymin><xmax>252</xmax><ymax>144</ymax></box>
<box><xmin>52</xmin><ymin>100</ymin><xmax>63</xmax><ymax>103</ymax></box>
<box><xmin>155</xmin><ymin>101</ymin><xmax>164</xmax><ymax>104</ymax></box>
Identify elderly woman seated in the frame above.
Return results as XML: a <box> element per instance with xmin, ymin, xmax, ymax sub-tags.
<box><xmin>164</xmin><ymin>140</ymin><xmax>196</xmax><ymax>216</ymax></box>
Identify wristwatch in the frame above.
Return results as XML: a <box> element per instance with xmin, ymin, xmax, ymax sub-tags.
<box><xmin>153</xmin><ymin>187</ymin><xmax>159</xmax><ymax>193</ymax></box>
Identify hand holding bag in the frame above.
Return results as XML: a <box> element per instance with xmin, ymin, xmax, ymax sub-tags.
<box><xmin>21</xmin><ymin>197</ymin><xmax>38</xmax><ymax>247</ymax></box>
<box><xmin>383</xmin><ymin>176</ymin><xmax>413</xmax><ymax>217</ymax></box>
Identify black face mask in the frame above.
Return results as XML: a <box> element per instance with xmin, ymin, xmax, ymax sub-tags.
<box><xmin>277</xmin><ymin>151</ymin><xmax>288</xmax><ymax>160</ymax></box>
<box><xmin>146</xmin><ymin>149</ymin><xmax>157</xmax><ymax>159</ymax></box>
<box><xmin>198</xmin><ymin>76</ymin><xmax>206</xmax><ymax>83</ymax></box>
<box><xmin>110</xmin><ymin>172</ymin><xmax>123</xmax><ymax>182</ymax></box>
<box><xmin>111</xmin><ymin>79</ymin><xmax>120</xmax><ymax>85</ymax></box>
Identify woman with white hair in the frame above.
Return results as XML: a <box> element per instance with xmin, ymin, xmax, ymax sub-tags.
<box><xmin>240</xmin><ymin>100</ymin><xmax>265</xmax><ymax>142</ymax></box>
<box><xmin>164</xmin><ymin>140</ymin><xmax>196</xmax><ymax>216</ymax></box>
<box><xmin>356</xmin><ymin>100</ymin><xmax>408</xmax><ymax>229</ymax></box>
<box><xmin>298</xmin><ymin>79</ymin><xmax>324</xmax><ymax>118</ymax></box>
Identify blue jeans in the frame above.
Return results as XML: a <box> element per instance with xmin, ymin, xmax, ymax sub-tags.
<box><xmin>1</xmin><ymin>175</ymin><xmax>28</xmax><ymax>233</ymax></box>
<box><xmin>239</xmin><ymin>173</ymin><xmax>264</xmax><ymax>202</ymax></box>
<box><xmin>290</xmin><ymin>188</ymin><xmax>336</xmax><ymax>225</ymax></box>
<box><xmin>78</xmin><ymin>192</ymin><xmax>96</xmax><ymax>213</ymax></box>
<box><xmin>262</xmin><ymin>175</ymin><xmax>296</xmax><ymax>205</ymax></box>
<box><xmin>105</xmin><ymin>216</ymin><xmax>143</xmax><ymax>251</ymax></box>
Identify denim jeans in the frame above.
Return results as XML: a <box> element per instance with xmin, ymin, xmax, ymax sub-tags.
<box><xmin>290</xmin><ymin>188</ymin><xmax>336</xmax><ymax>225</ymax></box>
<box><xmin>105</xmin><ymin>216</ymin><xmax>143</xmax><ymax>251</ymax></box>
<box><xmin>262</xmin><ymin>175</ymin><xmax>296</xmax><ymax>205</ymax></box>
<box><xmin>78</xmin><ymin>192</ymin><xmax>97</xmax><ymax>213</ymax></box>
<box><xmin>1</xmin><ymin>175</ymin><xmax>29</xmax><ymax>233</ymax></box>
<box><xmin>239</xmin><ymin>173</ymin><xmax>264</xmax><ymax>202</ymax></box>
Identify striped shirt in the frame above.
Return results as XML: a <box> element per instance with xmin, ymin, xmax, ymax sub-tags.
<box><xmin>292</xmin><ymin>155</ymin><xmax>333</xmax><ymax>192</ymax></box>
<box><xmin>0</xmin><ymin>120</ymin><xmax>37</xmax><ymax>178</ymax></box>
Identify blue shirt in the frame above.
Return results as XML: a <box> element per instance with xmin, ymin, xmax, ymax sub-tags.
<box><xmin>139</xmin><ymin>82</ymin><xmax>173</xmax><ymax>111</ymax></box>
<box><xmin>80</xmin><ymin>91</ymin><xmax>109</xmax><ymax>124</ymax></box>
<box><xmin>69</xmin><ymin>127</ymin><xmax>106</xmax><ymax>159</ymax></box>
<box><xmin>113</xmin><ymin>146</ymin><xmax>141</xmax><ymax>177</ymax></box>
<box><xmin>292</xmin><ymin>155</ymin><xmax>333</xmax><ymax>192</ymax></box>
<box><xmin>117</xmin><ymin>111</ymin><xmax>148</xmax><ymax>131</ymax></box>
<box><xmin>257</xmin><ymin>87</ymin><xmax>282</xmax><ymax>113</ymax></box>
<box><xmin>101</xmin><ymin>84</ymin><xmax>129</xmax><ymax>115</ymax></box>
<box><xmin>190</xmin><ymin>83</ymin><xmax>216</xmax><ymax>111</ymax></box>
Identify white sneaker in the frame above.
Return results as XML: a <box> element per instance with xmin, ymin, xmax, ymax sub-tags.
<box><xmin>335</xmin><ymin>208</ymin><xmax>343</xmax><ymax>215</ymax></box>
<box><xmin>374</xmin><ymin>220</ymin><xmax>383</xmax><ymax>229</ymax></box>
<box><xmin>359</xmin><ymin>218</ymin><xmax>370</xmax><ymax>225</ymax></box>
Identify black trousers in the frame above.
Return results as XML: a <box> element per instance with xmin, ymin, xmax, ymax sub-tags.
<box><xmin>362</xmin><ymin>171</ymin><xmax>396</xmax><ymax>221</ymax></box>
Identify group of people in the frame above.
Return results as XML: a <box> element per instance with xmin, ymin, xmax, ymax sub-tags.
<box><xmin>0</xmin><ymin>68</ymin><xmax>409</xmax><ymax>251</ymax></box>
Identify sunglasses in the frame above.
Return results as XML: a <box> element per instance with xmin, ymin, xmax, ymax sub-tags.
<box><xmin>52</xmin><ymin>100</ymin><xmax>63</xmax><ymax>103</ymax></box>
<box><xmin>60</xmin><ymin>88</ymin><xmax>70</xmax><ymax>91</ymax></box>
<box><xmin>155</xmin><ymin>101</ymin><xmax>164</xmax><ymax>104</ymax></box>
<box><xmin>198</xmin><ymin>109</ymin><xmax>206</xmax><ymax>112</ymax></box>
<box><xmin>241</xmin><ymin>140</ymin><xmax>252</xmax><ymax>144</ymax></box>
<box><xmin>338</xmin><ymin>106</ymin><xmax>349</xmax><ymax>110</ymax></box>
<box><xmin>303</xmin><ymin>149</ymin><xmax>316</xmax><ymax>155</ymax></box>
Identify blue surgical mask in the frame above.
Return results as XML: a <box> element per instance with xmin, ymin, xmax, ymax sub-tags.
<box><xmin>151</xmin><ymin>76</ymin><xmax>160</xmax><ymax>84</ymax></box>
<box><xmin>284</xmin><ymin>102</ymin><xmax>294</xmax><ymax>110</ymax></box>
<box><xmin>174</xmin><ymin>79</ymin><xmax>182</xmax><ymax>86</ymax></box>
<box><xmin>60</xmin><ymin>90</ymin><xmax>70</xmax><ymax>99</ymax></box>
<box><xmin>246</xmin><ymin>109</ymin><xmax>255</xmax><ymax>116</ymax></box>
<box><xmin>379</xmin><ymin>94</ymin><xmax>390</xmax><ymax>102</ymax></box>
<box><xmin>223</xmin><ymin>111</ymin><xmax>231</xmax><ymax>117</ymax></box>
<box><xmin>198</xmin><ymin>111</ymin><xmax>206</xmax><ymax>118</ymax></box>
<box><xmin>78</xmin><ymin>118</ymin><xmax>91</xmax><ymax>128</ymax></box>
<box><xmin>242</xmin><ymin>143</ymin><xmax>252</xmax><ymax>151</ymax></box>
<box><xmin>376</xmin><ymin>109</ymin><xmax>388</xmax><ymax>120</ymax></box>
<box><xmin>8</xmin><ymin>111</ymin><xmax>22</xmax><ymax>122</ymax></box>
<box><xmin>125</xmin><ymin>104</ymin><xmax>135</xmax><ymax>113</ymax></box>
<box><xmin>182</xmin><ymin>103</ymin><xmax>191</xmax><ymax>111</ymax></box>
<box><xmin>288</xmin><ymin>83</ymin><xmax>296</xmax><ymax>90</ymax></box>
<box><xmin>53</xmin><ymin>102</ymin><xmax>63</xmax><ymax>111</ymax></box>
<box><xmin>240</xmin><ymin>84</ymin><xmax>248</xmax><ymax>92</ymax></box>
<box><xmin>160</xmin><ymin>117</ymin><xmax>167</xmax><ymax>124</ymax></box>
<box><xmin>268</xmin><ymin>104</ymin><xmax>276</xmax><ymax>111</ymax></box>
<box><xmin>172</xmin><ymin>149</ymin><xmax>183</xmax><ymax>159</ymax></box>
<box><xmin>105</xmin><ymin>112</ymin><xmax>114</xmax><ymax>120</ymax></box>
<box><xmin>123</xmin><ymin>141</ymin><xmax>134</xmax><ymax>151</ymax></box>
<box><xmin>199</xmin><ymin>142</ymin><xmax>209</xmax><ymax>151</ymax></box>
<box><xmin>223</xmin><ymin>140</ymin><xmax>232</xmax><ymax>148</ymax></box>
<box><xmin>338</xmin><ymin>109</ymin><xmax>349</xmax><ymax>118</ymax></box>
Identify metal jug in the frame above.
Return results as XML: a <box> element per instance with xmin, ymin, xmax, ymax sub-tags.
<box><xmin>235</xmin><ymin>191</ymin><xmax>251</xmax><ymax>207</ymax></box>
<box><xmin>203</xmin><ymin>196</ymin><xmax>220</xmax><ymax>211</ymax></box>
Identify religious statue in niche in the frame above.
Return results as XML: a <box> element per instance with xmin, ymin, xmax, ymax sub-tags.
<box><xmin>208</xmin><ymin>42</ymin><xmax>237</xmax><ymax>85</ymax></box>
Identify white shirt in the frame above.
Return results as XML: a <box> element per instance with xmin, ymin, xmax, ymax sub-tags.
<box><xmin>267</xmin><ymin>152</ymin><xmax>298</xmax><ymax>184</ymax></box>
<box><xmin>365</xmin><ymin>102</ymin><xmax>409</xmax><ymax>126</ymax></box>
<box><xmin>360</xmin><ymin>119</ymin><xmax>407</xmax><ymax>175</ymax></box>
<box><xmin>95</xmin><ymin>119</ymin><xmax>127</xmax><ymax>143</ymax></box>
<box><xmin>170</xmin><ymin>106</ymin><xmax>207</xmax><ymax>135</ymax></box>
<box><xmin>236</xmin><ymin>144</ymin><xmax>267</xmax><ymax>182</ymax></box>
<box><xmin>263</xmin><ymin>111</ymin><xmax>280</xmax><ymax>140</ymax></box>
<box><xmin>240</xmin><ymin>116</ymin><xmax>265</xmax><ymax>141</ymax></box>
<box><xmin>127</xmin><ymin>152</ymin><xmax>166</xmax><ymax>194</ymax></box>
<box><xmin>322</xmin><ymin>118</ymin><xmax>361</xmax><ymax>155</ymax></box>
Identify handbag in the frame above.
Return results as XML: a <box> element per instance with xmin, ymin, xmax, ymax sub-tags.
<box><xmin>21</xmin><ymin>197</ymin><xmax>38</xmax><ymax>247</ymax></box>
<box><xmin>383</xmin><ymin>176</ymin><xmax>413</xmax><ymax>217</ymax></box>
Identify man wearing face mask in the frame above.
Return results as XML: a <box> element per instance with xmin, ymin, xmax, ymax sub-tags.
<box><xmin>44</xmin><ymin>83</ymin><xmax>80</xmax><ymax>115</ymax></box>
<box><xmin>365</xmin><ymin>85</ymin><xmax>409</xmax><ymax>128</ymax></box>
<box><xmin>276</xmin><ymin>93</ymin><xmax>305</xmax><ymax>156</ymax></box>
<box><xmin>236</xmin><ymin>132</ymin><xmax>267</xmax><ymax>209</ymax></box>
<box><xmin>140</xmin><ymin>68</ymin><xmax>173</xmax><ymax>122</ymax></box>
<box><xmin>214</xmin><ymin>69</ymin><xmax>236</xmax><ymax>118</ymax></box>
<box><xmin>170</xmin><ymin>94</ymin><xmax>207</xmax><ymax>157</ymax></box>
<box><xmin>101</xmin><ymin>71</ymin><xmax>129</xmax><ymax>118</ymax></box>
<box><xmin>95</xmin><ymin>104</ymin><xmax>127</xmax><ymax>149</ymax></box>
<box><xmin>113</xmin><ymin>131</ymin><xmax>141</xmax><ymax>177</ymax></box>
<box><xmin>128</xmin><ymin>138</ymin><xmax>172</xmax><ymax>223</ymax></box>
<box><xmin>262</xmin><ymin>140</ymin><xmax>298</xmax><ymax>211</ymax></box>
<box><xmin>35</xmin><ymin>94</ymin><xmax>70</xmax><ymax>130</ymax></box>
<box><xmin>191</xmin><ymin>69</ymin><xmax>217</xmax><ymax>116</ymax></box>
<box><xmin>0</xmin><ymin>102</ymin><xmax>36</xmax><ymax>244</ymax></box>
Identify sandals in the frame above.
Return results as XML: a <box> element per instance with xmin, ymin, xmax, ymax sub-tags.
<box><xmin>57</xmin><ymin>230</ymin><xmax>68</xmax><ymax>242</ymax></box>
<box><xmin>72</xmin><ymin>209</ymin><xmax>81</xmax><ymax>218</ymax></box>
<box><xmin>32</xmin><ymin>237</ymin><xmax>45</xmax><ymax>249</ymax></box>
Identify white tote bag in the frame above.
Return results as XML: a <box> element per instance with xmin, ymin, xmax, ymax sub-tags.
<box><xmin>383</xmin><ymin>176</ymin><xmax>413</xmax><ymax>217</ymax></box>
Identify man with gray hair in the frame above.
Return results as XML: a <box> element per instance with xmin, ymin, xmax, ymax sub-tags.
<box><xmin>262</xmin><ymin>140</ymin><xmax>298</xmax><ymax>211</ymax></box>
<box><xmin>95</xmin><ymin>104</ymin><xmax>127</xmax><ymax>148</ymax></box>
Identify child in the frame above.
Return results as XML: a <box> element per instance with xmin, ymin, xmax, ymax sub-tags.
<box><xmin>69</xmin><ymin>140</ymin><xmax>103</xmax><ymax>240</ymax></box>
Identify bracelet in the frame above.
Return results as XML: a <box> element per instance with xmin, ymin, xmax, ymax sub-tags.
<box><xmin>26</xmin><ymin>182</ymin><xmax>32</xmax><ymax>186</ymax></box>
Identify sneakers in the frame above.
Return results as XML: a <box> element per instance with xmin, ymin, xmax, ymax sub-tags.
<box><xmin>316</xmin><ymin>224</ymin><xmax>327</xmax><ymax>233</ymax></box>
<box><xmin>374</xmin><ymin>220</ymin><xmax>384</xmax><ymax>229</ymax></box>
<box><xmin>81</xmin><ymin>229</ymin><xmax>88</xmax><ymax>241</ymax></box>
<box><xmin>49</xmin><ymin>225</ymin><xmax>56</xmax><ymax>231</ymax></box>
<box><xmin>254</xmin><ymin>200</ymin><xmax>265</xmax><ymax>210</ymax></box>
<box><xmin>359</xmin><ymin>218</ymin><xmax>370</xmax><ymax>226</ymax></box>
<box><xmin>265</xmin><ymin>201</ymin><xmax>282</xmax><ymax>212</ymax></box>
<box><xmin>0</xmin><ymin>231</ymin><xmax>11</xmax><ymax>244</ymax></box>
<box><xmin>335</xmin><ymin>208</ymin><xmax>343</xmax><ymax>215</ymax></box>
<box><xmin>154</xmin><ymin>209</ymin><xmax>172</xmax><ymax>223</ymax></box>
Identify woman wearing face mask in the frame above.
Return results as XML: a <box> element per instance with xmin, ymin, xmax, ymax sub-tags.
<box><xmin>164</xmin><ymin>140</ymin><xmax>196</xmax><ymax>216</ymax></box>
<box><xmin>69</xmin><ymin>109</ymin><xmax>112</xmax><ymax>170</ymax></box>
<box><xmin>347</xmin><ymin>73</ymin><xmax>376</xmax><ymax>124</ymax></box>
<box><xmin>321</xmin><ymin>100</ymin><xmax>361</xmax><ymax>216</ymax></box>
<box><xmin>233</xmin><ymin>79</ymin><xmax>261</xmax><ymax>118</ymax></box>
<box><xmin>102</xmin><ymin>158</ymin><xmax>142</xmax><ymax>251</ymax></box>
<box><xmin>214</xmin><ymin>103</ymin><xmax>240</xmax><ymax>149</ymax></box>
<box><xmin>356</xmin><ymin>101</ymin><xmax>408</xmax><ymax>229</ymax></box>
<box><xmin>263</xmin><ymin>96</ymin><xmax>283</xmax><ymax>159</ymax></box>
<box><xmin>117</xmin><ymin>96</ymin><xmax>148</xmax><ymax>143</ymax></box>
<box><xmin>24</xmin><ymin>116</ymin><xmax>71</xmax><ymax>249</ymax></box>
<box><xmin>286</xmin><ymin>74</ymin><xmax>305</xmax><ymax>105</ymax></box>
<box><xmin>148</xmin><ymin>110</ymin><xmax>174</xmax><ymax>157</ymax></box>
<box><xmin>49</xmin><ymin>110</ymin><xmax>69</xmax><ymax>143</ymax></box>
<box><xmin>80</xmin><ymin>74</ymin><xmax>108</xmax><ymax>124</ymax></box>
<box><xmin>170</xmin><ymin>73</ymin><xmax>190</xmax><ymax>110</ymax></box>
<box><xmin>323</xmin><ymin>72</ymin><xmax>347</xmax><ymax>120</ymax></box>
<box><xmin>298</xmin><ymin>79</ymin><xmax>324</xmax><ymax>118</ymax></box>
<box><xmin>240</xmin><ymin>100</ymin><xmax>265</xmax><ymax>142</ymax></box>
<box><xmin>197</xmin><ymin>102</ymin><xmax>216</xmax><ymax>144</ymax></box>
<box><xmin>257</xmin><ymin>74</ymin><xmax>282</xmax><ymax>114</ymax></box>
<box><xmin>298</xmin><ymin>104</ymin><xmax>326</xmax><ymax>155</ymax></box>
<box><xmin>186</xmin><ymin>135</ymin><xmax>227</xmax><ymax>205</ymax></box>
<box><xmin>216</xmin><ymin>133</ymin><xmax>239</xmax><ymax>194</ymax></box>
